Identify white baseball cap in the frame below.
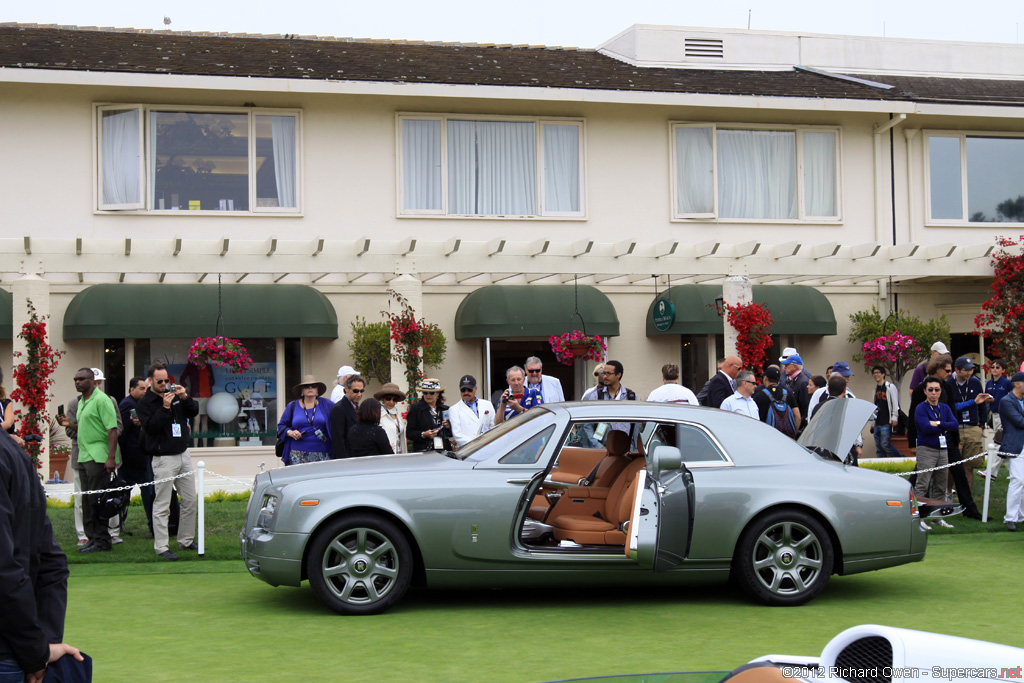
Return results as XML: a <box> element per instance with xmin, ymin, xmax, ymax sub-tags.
<box><xmin>930</xmin><ymin>342</ymin><xmax>948</xmax><ymax>354</ymax></box>
<box><xmin>337</xmin><ymin>365</ymin><xmax>358</xmax><ymax>378</ymax></box>
<box><xmin>779</xmin><ymin>347</ymin><xmax>799</xmax><ymax>362</ymax></box>
<box><xmin>91</xmin><ymin>367</ymin><xmax>106</xmax><ymax>381</ymax></box>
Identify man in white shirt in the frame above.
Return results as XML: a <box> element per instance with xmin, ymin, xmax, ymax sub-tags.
<box><xmin>524</xmin><ymin>356</ymin><xmax>565</xmax><ymax>404</ymax></box>
<box><xmin>329</xmin><ymin>365</ymin><xmax>358</xmax><ymax>403</ymax></box>
<box><xmin>448</xmin><ymin>375</ymin><xmax>495</xmax><ymax>449</ymax></box>
<box><xmin>647</xmin><ymin>363</ymin><xmax>699</xmax><ymax>404</ymax></box>
<box><xmin>720</xmin><ymin>370</ymin><xmax>759</xmax><ymax>419</ymax></box>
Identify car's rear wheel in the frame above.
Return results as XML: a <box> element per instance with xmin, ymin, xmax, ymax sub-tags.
<box><xmin>733</xmin><ymin>509</ymin><xmax>833</xmax><ymax>606</ymax></box>
<box><xmin>307</xmin><ymin>514</ymin><xmax>413</xmax><ymax>615</ymax></box>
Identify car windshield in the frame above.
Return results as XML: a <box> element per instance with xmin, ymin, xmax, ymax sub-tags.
<box><xmin>458</xmin><ymin>408</ymin><xmax>553</xmax><ymax>462</ymax></box>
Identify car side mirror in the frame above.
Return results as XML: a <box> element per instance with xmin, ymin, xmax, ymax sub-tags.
<box><xmin>651</xmin><ymin>445</ymin><xmax>682</xmax><ymax>480</ymax></box>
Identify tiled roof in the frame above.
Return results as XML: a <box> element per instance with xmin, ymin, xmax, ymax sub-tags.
<box><xmin>0</xmin><ymin>24</ymin><xmax>898</xmax><ymax>100</ymax></box>
<box><xmin>3</xmin><ymin>24</ymin><xmax>1024</xmax><ymax>105</ymax></box>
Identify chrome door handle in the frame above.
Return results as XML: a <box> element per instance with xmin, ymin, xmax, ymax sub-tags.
<box><xmin>506</xmin><ymin>478</ymin><xmax>531</xmax><ymax>485</ymax></box>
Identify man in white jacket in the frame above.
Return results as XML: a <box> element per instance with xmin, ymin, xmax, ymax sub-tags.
<box><xmin>524</xmin><ymin>356</ymin><xmax>565</xmax><ymax>404</ymax></box>
<box><xmin>448</xmin><ymin>375</ymin><xmax>495</xmax><ymax>449</ymax></box>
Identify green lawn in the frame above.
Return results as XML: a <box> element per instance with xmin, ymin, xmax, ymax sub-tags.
<box><xmin>50</xmin><ymin>480</ymin><xmax>1024</xmax><ymax>683</ymax></box>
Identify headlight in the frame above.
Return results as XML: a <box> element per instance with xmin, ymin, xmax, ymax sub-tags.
<box><xmin>256</xmin><ymin>494</ymin><xmax>279</xmax><ymax>529</ymax></box>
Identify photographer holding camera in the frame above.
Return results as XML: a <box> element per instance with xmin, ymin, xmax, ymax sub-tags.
<box><xmin>136</xmin><ymin>362</ymin><xmax>199</xmax><ymax>561</ymax></box>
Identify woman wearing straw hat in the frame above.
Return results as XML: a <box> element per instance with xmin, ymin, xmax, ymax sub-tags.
<box><xmin>277</xmin><ymin>374</ymin><xmax>335</xmax><ymax>465</ymax></box>
<box><xmin>374</xmin><ymin>383</ymin><xmax>407</xmax><ymax>454</ymax></box>
<box><xmin>407</xmin><ymin>379</ymin><xmax>452</xmax><ymax>452</ymax></box>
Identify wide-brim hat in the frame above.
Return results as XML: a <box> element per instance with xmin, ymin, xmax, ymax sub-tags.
<box><xmin>418</xmin><ymin>378</ymin><xmax>445</xmax><ymax>392</ymax></box>
<box><xmin>374</xmin><ymin>382</ymin><xmax>407</xmax><ymax>401</ymax></box>
<box><xmin>292</xmin><ymin>374</ymin><xmax>327</xmax><ymax>398</ymax></box>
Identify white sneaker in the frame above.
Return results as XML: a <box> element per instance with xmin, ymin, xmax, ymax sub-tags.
<box><xmin>920</xmin><ymin>521</ymin><xmax>932</xmax><ymax>531</ymax></box>
<box><xmin>111</xmin><ymin>537</ymin><xmax>123</xmax><ymax>545</ymax></box>
<box><xmin>936</xmin><ymin>519</ymin><xmax>955</xmax><ymax>528</ymax></box>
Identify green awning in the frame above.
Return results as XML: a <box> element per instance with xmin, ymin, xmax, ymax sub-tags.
<box><xmin>63</xmin><ymin>284</ymin><xmax>337</xmax><ymax>340</ymax></box>
<box><xmin>646</xmin><ymin>284</ymin><xmax>836</xmax><ymax>336</ymax></box>
<box><xmin>455</xmin><ymin>285</ymin><xmax>619</xmax><ymax>339</ymax></box>
<box><xmin>0</xmin><ymin>289</ymin><xmax>11</xmax><ymax>339</ymax></box>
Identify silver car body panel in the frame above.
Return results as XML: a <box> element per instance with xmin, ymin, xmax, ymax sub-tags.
<box><xmin>241</xmin><ymin>401</ymin><xmax>925</xmax><ymax>591</ymax></box>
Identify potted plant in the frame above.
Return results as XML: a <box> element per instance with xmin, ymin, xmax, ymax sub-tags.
<box><xmin>549</xmin><ymin>331</ymin><xmax>607</xmax><ymax>366</ymax></box>
<box><xmin>188</xmin><ymin>336</ymin><xmax>254</xmax><ymax>372</ymax></box>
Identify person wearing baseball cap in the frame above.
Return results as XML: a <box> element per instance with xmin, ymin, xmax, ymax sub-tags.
<box><xmin>330</xmin><ymin>365</ymin><xmax>359</xmax><ymax>403</ymax></box>
<box><xmin>448</xmin><ymin>374</ymin><xmax>495</xmax><ymax>449</ymax></box>
<box><xmin>948</xmin><ymin>356</ymin><xmax>991</xmax><ymax>489</ymax></box>
<box><xmin>909</xmin><ymin>341</ymin><xmax>949</xmax><ymax>391</ymax></box>
<box><xmin>1000</xmin><ymin>371</ymin><xmax>1024</xmax><ymax>531</ymax></box>
<box><xmin>779</xmin><ymin>353</ymin><xmax>811</xmax><ymax>430</ymax></box>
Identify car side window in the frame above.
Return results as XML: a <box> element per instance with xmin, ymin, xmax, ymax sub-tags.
<box><xmin>674</xmin><ymin>424</ymin><xmax>727</xmax><ymax>463</ymax></box>
<box><xmin>499</xmin><ymin>425</ymin><xmax>556</xmax><ymax>465</ymax></box>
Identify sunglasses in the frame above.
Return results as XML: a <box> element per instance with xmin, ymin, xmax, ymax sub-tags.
<box><xmin>153</xmin><ymin>378</ymin><xmax>169</xmax><ymax>384</ymax></box>
<box><xmin>349</xmin><ymin>388</ymin><xmax>365</xmax><ymax>394</ymax></box>
<box><xmin>526</xmin><ymin>369</ymin><xmax>542</xmax><ymax>374</ymax></box>
<box><xmin>382</xmin><ymin>395</ymin><xmax>399</xmax><ymax>401</ymax></box>
<box><xmin>925</xmin><ymin>387</ymin><xmax>942</xmax><ymax>392</ymax></box>
<box><xmin>460</xmin><ymin>388</ymin><xmax>475</xmax><ymax>393</ymax></box>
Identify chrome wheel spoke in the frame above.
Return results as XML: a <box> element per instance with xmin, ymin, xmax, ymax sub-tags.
<box><xmin>797</xmin><ymin>556</ymin><xmax>822</xmax><ymax>571</ymax></box>
<box><xmin>792</xmin><ymin>534</ymin><xmax>815</xmax><ymax>552</ymax></box>
<box><xmin>368</xmin><ymin>539</ymin><xmax>395</xmax><ymax>561</ymax></box>
<box><xmin>323</xmin><ymin>562</ymin><xmax>348</xmax><ymax>579</ymax></box>
<box><xmin>330</xmin><ymin>539</ymin><xmax>355</xmax><ymax>558</ymax></box>
<box><xmin>355</xmin><ymin>528</ymin><xmax>368</xmax><ymax>553</ymax></box>
<box><xmin>373</xmin><ymin>565</ymin><xmax>398</xmax><ymax>580</ymax></box>
<box><xmin>753</xmin><ymin>556</ymin><xmax>775</xmax><ymax>571</ymax></box>
<box><xmin>364</xmin><ymin>579</ymin><xmax>382</xmax><ymax>601</ymax></box>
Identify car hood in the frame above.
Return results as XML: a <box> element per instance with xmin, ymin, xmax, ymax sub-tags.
<box><xmin>797</xmin><ymin>397</ymin><xmax>876</xmax><ymax>461</ymax></box>
<box><xmin>266</xmin><ymin>451</ymin><xmax>463</xmax><ymax>485</ymax></box>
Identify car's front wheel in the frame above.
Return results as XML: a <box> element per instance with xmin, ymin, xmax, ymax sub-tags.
<box><xmin>307</xmin><ymin>514</ymin><xmax>413</xmax><ymax>615</ymax></box>
<box><xmin>733</xmin><ymin>509</ymin><xmax>834</xmax><ymax>606</ymax></box>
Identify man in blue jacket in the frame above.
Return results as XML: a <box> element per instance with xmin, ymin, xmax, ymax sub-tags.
<box><xmin>999</xmin><ymin>371</ymin><xmax>1024</xmax><ymax>531</ymax></box>
<box><xmin>947</xmin><ymin>357</ymin><xmax>991</xmax><ymax>492</ymax></box>
<box><xmin>0</xmin><ymin>430</ymin><xmax>82</xmax><ymax>682</ymax></box>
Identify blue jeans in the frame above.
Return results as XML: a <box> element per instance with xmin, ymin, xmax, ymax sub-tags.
<box><xmin>0</xmin><ymin>659</ymin><xmax>25</xmax><ymax>683</ymax></box>
<box><xmin>873</xmin><ymin>423</ymin><xmax>903</xmax><ymax>458</ymax></box>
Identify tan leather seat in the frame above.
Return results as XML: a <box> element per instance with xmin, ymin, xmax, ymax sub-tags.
<box><xmin>552</xmin><ymin>454</ymin><xmax>646</xmax><ymax>545</ymax></box>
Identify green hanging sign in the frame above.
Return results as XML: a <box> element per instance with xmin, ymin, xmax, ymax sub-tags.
<box><xmin>652</xmin><ymin>297</ymin><xmax>676</xmax><ymax>332</ymax></box>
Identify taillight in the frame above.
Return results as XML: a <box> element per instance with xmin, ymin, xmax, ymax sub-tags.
<box><xmin>909</xmin><ymin>488</ymin><xmax>919</xmax><ymax>517</ymax></box>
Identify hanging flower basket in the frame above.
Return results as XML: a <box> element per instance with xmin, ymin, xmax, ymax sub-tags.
<box><xmin>549</xmin><ymin>331</ymin><xmax>607</xmax><ymax>366</ymax></box>
<box><xmin>188</xmin><ymin>336</ymin><xmax>254</xmax><ymax>373</ymax></box>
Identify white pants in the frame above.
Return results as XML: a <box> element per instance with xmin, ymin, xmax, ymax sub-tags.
<box><xmin>988</xmin><ymin>413</ymin><xmax>1007</xmax><ymax>477</ymax></box>
<box><xmin>71</xmin><ymin>466</ymin><xmax>119</xmax><ymax>541</ymax></box>
<box><xmin>152</xmin><ymin>450</ymin><xmax>197</xmax><ymax>554</ymax></box>
<box><xmin>1005</xmin><ymin>456</ymin><xmax>1024</xmax><ymax>524</ymax></box>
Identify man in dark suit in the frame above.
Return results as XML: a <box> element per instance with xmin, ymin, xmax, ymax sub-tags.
<box><xmin>707</xmin><ymin>355</ymin><xmax>742</xmax><ymax>409</ymax></box>
<box><xmin>328</xmin><ymin>374</ymin><xmax>364</xmax><ymax>459</ymax></box>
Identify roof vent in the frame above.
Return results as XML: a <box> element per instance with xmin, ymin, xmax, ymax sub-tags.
<box><xmin>684</xmin><ymin>37</ymin><xmax>724</xmax><ymax>60</ymax></box>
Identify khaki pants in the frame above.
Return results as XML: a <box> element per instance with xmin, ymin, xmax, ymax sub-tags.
<box><xmin>955</xmin><ymin>425</ymin><xmax>984</xmax><ymax>494</ymax></box>
<box><xmin>152</xmin><ymin>450</ymin><xmax>197</xmax><ymax>554</ymax></box>
<box><xmin>915</xmin><ymin>445</ymin><xmax>948</xmax><ymax>501</ymax></box>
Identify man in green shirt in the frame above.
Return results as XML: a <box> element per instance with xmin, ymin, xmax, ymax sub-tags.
<box><xmin>72</xmin><ymin>367</ymin><xmax>119</xmax><ymax>553</ymax></box>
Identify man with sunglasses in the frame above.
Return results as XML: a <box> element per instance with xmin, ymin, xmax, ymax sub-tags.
<box><xmin>448</xmin><ymin>375</ymin><xmax>494</xmax><ymax>449</ymax></box>
<box><xmin>137</xmin><ymin>362</ymin><xmax>200</xmax><ymax>561</ymax></box>
<box><xmin>523</xmin><ymin>356</ymin><xmax>564</xmax><ymax>406</ymax></box>
<box><xmin>328</xmin><ymin>374</ymin><xmax>365</xmax><ymax>459</ymax></box>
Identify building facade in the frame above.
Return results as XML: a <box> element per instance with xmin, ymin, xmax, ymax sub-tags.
<box><xmin>0</xmin><ymin>23</ymin><xmax>1017</xmax><ymax>462</ymax></box>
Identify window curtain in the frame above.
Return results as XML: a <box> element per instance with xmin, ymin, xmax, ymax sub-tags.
<box><xmin>270</xmin><ymin>116</ymin><xmax>297</xmax><ymax>208</ymax></box>
<box><xmin>101</xmin><ymin>109</ymin><xmax>141</xmax><ymax>206</ymax></box>
<box><xmin>543</xmin><ymin>124</ymin><xmax>579</xmax><ymax>213</ymax></box>
<box><xmin>675</xmin><ymin>126</ymin><xmax>714</xmax><ymax>214</ymax></box>
<box><xmin>717</xmin><ymin>130</ymin><xmax>796</xmax><ymax>219</ymax></box>
<box><xmin>402</xmin><ymin>119</ymin><xmax>442</xmax><ymax>211</ymax></box>
<box><xmin>803</xmin><ymin>131</ymin><xmax>837</xmax><ymax>216</ymax></box>
<box><xmin>448</xmin><ymin>120</ymin><xmax>536</xmax><ymax>215</ymax></box>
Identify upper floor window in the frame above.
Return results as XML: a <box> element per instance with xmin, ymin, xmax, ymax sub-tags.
<box><xmin>927</xmin><ymin>132</ymin><xmax>1024</xmax><ymax>224</ymax></box>
<box><xmin>398</xmin><ymin>114</ymin><xmax>584</xmax><ymax>218</ymax></box>
<box><xmin>96</xmin><ymin>105</ymin><xmax>300</xmax><ymax>214</ymax></box>
<box><xmin>671</xmin><ymin>123</ymin><xmax>840</xmax><ymax>221</ymax></box>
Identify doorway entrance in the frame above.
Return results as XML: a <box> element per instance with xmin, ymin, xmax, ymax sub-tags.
<box><xmin>486</xmin><ymin>339</ymin><xmax>577</xmax><ymax>404</ymax></box>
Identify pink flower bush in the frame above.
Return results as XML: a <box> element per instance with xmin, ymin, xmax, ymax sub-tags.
<box><xmin>549</xmin><ymin>331</ymin><xmax>607</xmax><ymax>366</ymax></box>
<box><xmin>860</xmin><ymin>331</ymin><xmax>921</xmax><ymax>381</ymax></box>
<box><xmin>188</xmin><ymin>336</ymin><xmax>254</xmax><ymax>372</ymax></box>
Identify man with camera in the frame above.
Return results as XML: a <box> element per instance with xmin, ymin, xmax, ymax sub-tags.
<box><xmin>137</xmin><ymin>362</ymin><xmax>199</xmax><ymax>561</ymax></box>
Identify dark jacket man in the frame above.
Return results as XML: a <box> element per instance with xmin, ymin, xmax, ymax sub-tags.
<box><xmin>0</xmin><ymin>431</ymin><xmax>74</xmax><ymax>676</ymax></box>
<box><xmin>136</xmin><ymin>387</ymin><xmax>198</xmax><ymax>456</ymax></box>
<box><xmin>707</xmin><ymin>356</ymin><xmax>742</xmax><ymax>409</ymax></box>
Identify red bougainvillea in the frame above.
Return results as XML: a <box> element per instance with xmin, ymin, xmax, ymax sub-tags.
<box><xmin>10</xmin><ymin>299</ymin><xmax>65</xmax><ymax>470</ymax></box>
<box><xmin>723</xmin><ymin>301</ymin><xmax>774</xmax><ymax>375</ymax></box>
<box><xmin>383</xmin><ymin>290</ymin><xmax>447</xmax><ymax>402</ymax></box>
<box><xmin>975</xmin><ymin>236</ymin><xmax>1024</xmax><ymax>368</ymax></box>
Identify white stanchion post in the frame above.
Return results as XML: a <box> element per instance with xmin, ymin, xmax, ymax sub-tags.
<box><xmin>197</xmin><ymin>461</ymin><xmax>205</xmax><ymax>557</ymax></box>
<box><xmin>982</xmin><ymin>444</ymin><xmax>997</xmax><ymax>523</ymax></box>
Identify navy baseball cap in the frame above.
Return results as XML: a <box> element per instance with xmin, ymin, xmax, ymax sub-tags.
<box><xmin>832</xmin><ymin>361</ymin><xmax>854</xmax><ymax>377</ymax></box>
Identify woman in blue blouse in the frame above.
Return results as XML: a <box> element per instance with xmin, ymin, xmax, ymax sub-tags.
<box><xmin>913</xmin><ymin>376</ymin><xmax>957</xmax><ymax>502</ymax></box>
<box><xmin>277</xmin><ymin>374</ymin><xmax>335</xmax><ymax>465</ymax></box>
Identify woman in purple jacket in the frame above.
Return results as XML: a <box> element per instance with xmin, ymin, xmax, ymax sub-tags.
<box><xmin>278</xmin><ymin>375</ymin><xmax>335</xmax><ymax>465</ymax></box>
<box><xmin>913</xmin><ymin>376</ymin><xmax>958</xmax><ymax>502</ymax></box>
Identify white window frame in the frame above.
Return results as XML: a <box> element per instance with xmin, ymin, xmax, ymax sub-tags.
<box><xmin>93</xmin><ymin>104</ymin><xmax>302</xmax><ymax>215</ymax></box>
<box><xmin>669</xmin><ymin>122</ymin><xmax>842</xmax><ymax>223</ymax></box>
<box><xmin>396</xmin><ymin>113</ymin><xmax>586</xmax><ymax>219</ymax></box>
<box><xmin>923</xmin><ymin>130</ymin><xmax>1024</xmax><ymax>226</ymax></box>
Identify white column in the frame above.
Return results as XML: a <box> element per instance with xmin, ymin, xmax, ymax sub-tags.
<box><xmin>388</xmin><ymin>274</ymin><xmax>424</xmax><ymax>395</ymax></box>
<box><xmin>722</xmin><ymin>275</ymin><xmax>752</xmax><ymax>359</ymax></box>
<box><xmin>11</xmin><ymin>273</ymin><xmax>51</xmax><ymax>478</ymax></box>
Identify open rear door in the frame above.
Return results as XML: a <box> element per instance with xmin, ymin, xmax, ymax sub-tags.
<box><xmin>625</xmin><ymin>470</ymin><xmax>660</xmax><ymax>565</ymax></box>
